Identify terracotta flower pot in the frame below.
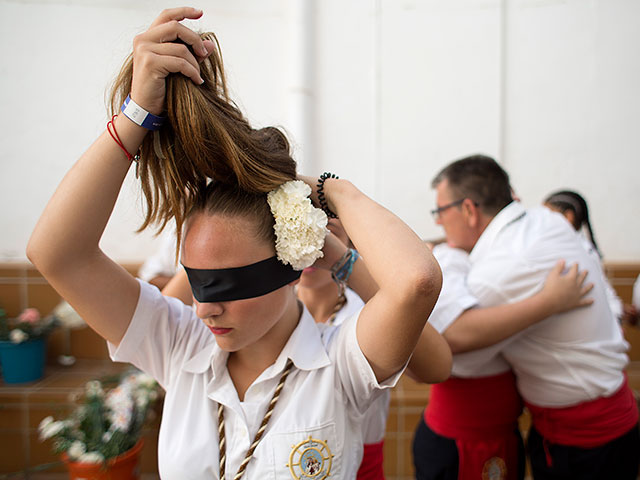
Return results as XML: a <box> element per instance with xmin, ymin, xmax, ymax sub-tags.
<box><xmin>62</xmin><ymin>440</ymin><xmax>144</xmax><ymax>480</ymax></box>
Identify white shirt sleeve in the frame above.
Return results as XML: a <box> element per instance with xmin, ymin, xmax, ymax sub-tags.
<box><xmin>429</xmin><ymin>244</ymin><xmax>478</xmax><ymax>333</ymax></box>
<box><xmin>107</xmin><ymin>279</ymin><xmax>211</xmax><ymax>390</ymax></box>
<box><xmin>325</xmin><ymin>308</ymin><xmax>405</xmax><ymax>416</ymax></box>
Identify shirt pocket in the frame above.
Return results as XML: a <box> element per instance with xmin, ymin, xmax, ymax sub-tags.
<box><xmin>270</xmin><ymin>422</ymin><xmax>341</xmax><ymax>479</ymax></box>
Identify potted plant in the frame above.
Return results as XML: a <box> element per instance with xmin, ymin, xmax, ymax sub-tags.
<box><xmin>39</xmin><ymin>369</ymin><xmax>161</xmax><ymax>480</ymax></box>
<box><xmin>0</xmin><ymin>307</ymin><xmax>58</xmax><ymax>383</ymax></box>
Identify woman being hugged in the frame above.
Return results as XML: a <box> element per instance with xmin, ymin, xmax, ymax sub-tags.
<box><xmin>27</xmin><ymin>8</ymin><xmax>449</xmax><ymax>478</ymax></box>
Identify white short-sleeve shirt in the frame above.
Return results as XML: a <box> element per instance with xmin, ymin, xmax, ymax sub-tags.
<box><xmin>429</xmin><ymin>244</ymin><xmax>511</xmax><ymax>377</ymax></box>
<box><xmin>108</xmin><ymin>280</ymin><xmax>402</xmax><ymax>479</ymax></box>
<box><xmin>331</xmin><ymin>288</ymin><xmax>390</xmax><ymax>444</ymax></box>
<box><xmin>468</xmin><ymin>202</ymin><xmax>629</xmax><ymax>407</ymax></box>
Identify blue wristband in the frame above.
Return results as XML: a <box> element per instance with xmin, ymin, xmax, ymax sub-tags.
<box><xmin>120</xmin><ymin>95</ymin><xmax>166</xmax><ymax>131</ymax></box>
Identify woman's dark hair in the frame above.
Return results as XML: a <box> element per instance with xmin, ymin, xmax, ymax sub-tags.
<box><xmin>431</xmin><ymin>154</ymin><xmax>513</xmax><ymax>216</ymax></box>
<box><xmin>544</xmin><ymin>190</ymin><xmax>601</xmax><ymax>256</ymax></box>
<box><xmin>108</xmin><ymin>32</ymin><xmax>296</xmax><ymax>249</ymax></box>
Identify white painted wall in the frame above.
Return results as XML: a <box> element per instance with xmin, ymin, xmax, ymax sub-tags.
<box><xmin>1</xmin><ymin>0</ymin><xmax>638</xmax><ymax>263</ymax></box>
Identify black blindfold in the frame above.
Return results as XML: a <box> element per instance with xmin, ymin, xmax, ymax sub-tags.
<box><xmin>183</xmin><ymin>256</ymin><xmax>302</xmax><ymax>303</ymax></box>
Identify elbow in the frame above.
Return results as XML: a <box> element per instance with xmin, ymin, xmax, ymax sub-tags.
<box><xmin>409</xmin><ymin>260</ymin><xmax>443</xmax><ymax>315</ymax></box>
<box><xmin>26</xmin><ymin>236</ymin><xmax>44</xmax><ymax>271</ymax></box>
<box><xmin>26</xmin><ymin>233</ymin><xmax>68</xmax><ymax>277</ymax></box>
<box><xmin>428</xmin><ymin>339</ymin><xmax>453</xmax><ymax>384</ymax></box>
<box><xmin>431</xmin><ymin>357</ymin><xmax>452</xmax><ymax>384</ymax></box>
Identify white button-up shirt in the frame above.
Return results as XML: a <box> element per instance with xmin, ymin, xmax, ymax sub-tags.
<box><xmin>468</xmin><ymin>202</ymin><xmax>629</xmax><ymax>407</ymax></box>
<box><xmin>109</xmin><ymin>280</ymin><xmax>401</xmax><ymax>479</ymax></box>
<box><xmin>333</xmin><ymin>288</ymin><xmax>390</xmax><ymax>444</ymax></box>
<box><xmin>429</xmin><ymin>244</ymin><xmax>511</xmax><ymax>377</ymax></box>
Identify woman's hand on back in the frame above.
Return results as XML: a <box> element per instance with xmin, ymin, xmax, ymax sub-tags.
<box><xmin>130</xmin><ymin>7</ymin><xmax>216</xmax><ymax>115</ymax></box>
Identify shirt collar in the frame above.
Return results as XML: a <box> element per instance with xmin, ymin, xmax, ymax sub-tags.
<box><xmin>181</xmin><ymin>303</ymin><xmax>330</xmax><ymax>376</ymax></box>
<box><xmin>469</xmin><ymin>201</ymin><xmax>526</xmax><ymax>264</ymax></box>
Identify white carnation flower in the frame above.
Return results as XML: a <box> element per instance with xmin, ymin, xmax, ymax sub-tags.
<box><xmin>9</xmin><ymin>329</ymin><xmax>28</xmax><ymax>344</ymax></box>
<box><xmin>39</xmin><ymin>420</ymin><xmax>65</xmax><ymax>440</ymax></box>
<box><xmin>267</xmin><ymin>180</ymin><xmax>328</xmax><ymax>270</ymax></box>
<box><xmin>68</xmin><ymin>441</ymin><xmax>86</xmax><ymax>460</ymax></box>
<box><xmin>78</xmin><ymin>452</ymin><xmax>104</xmax><ymax>464</ymax></box>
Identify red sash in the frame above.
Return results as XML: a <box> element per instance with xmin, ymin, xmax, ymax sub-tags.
<box><xmin>525</xmin><ymin>376</ymin><xmax>638</xmax><ymax>449</ymax></box>
<box><xmin>425</xmin><ymin>371</ymin><xmax>523</xmax><ymax>480</ymax></box>
<box><xmin>356</xmin><ymin>441</ymin><xmax>385</xmax><ymax>480</ymax></box>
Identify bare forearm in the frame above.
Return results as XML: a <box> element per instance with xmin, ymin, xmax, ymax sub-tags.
<box><xmin>407</xmin><ymin>324</ymin><xmax>452</xmax><ymax>383</ymax></box>
<box><xmin>324</xmin><ymin>179</ymin><xmax>441</xmax><ymax>306</ymax></box>
<box><xmin>301</xmin><ymin>176</ymin><xmax>442</xmax><ymax>380</ymax></box>
<box><xmin>28</xmin><ymin>116</ymin><xmax>146</xmax><ymax>271</ymax></box>
<box><xmin>444</xmin><ymin>293</ymin><xmax>553</xmax><ymax>353</ymax></box>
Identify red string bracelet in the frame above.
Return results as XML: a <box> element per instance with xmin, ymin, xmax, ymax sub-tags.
<box><xmin>107</xmin><ymin>114</ymin><xmax>139</xmax><ymax>162</ymax></box>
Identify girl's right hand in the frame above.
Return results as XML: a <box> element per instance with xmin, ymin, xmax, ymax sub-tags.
<box><xmin>130</xmin><ymin>7</ymin><xmax>216</xmax><ymax>115</ymax></box>
<box><xmin>540</xmin><ymin>260</ymin><xmax>594</xmax><ymax>314</ymax></box>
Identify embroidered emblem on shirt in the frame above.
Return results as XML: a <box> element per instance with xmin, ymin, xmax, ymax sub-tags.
<box><xmin>286</xmin><ymin>435</ymin><xmax>333</xmax><ymax>479</ymax></box>
<box><xmin>482</xmin><ymin>456</ymin><xmax>507</xmax><ymax>480</ymax></box>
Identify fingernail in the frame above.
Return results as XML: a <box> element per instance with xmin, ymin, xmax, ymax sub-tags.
<box><xmin>198</xmin><ymin>77</ymin><xmax>205</xmax><ymax>85</ymax></box>
<box><xmin>199</xmin><ymin>45</ymin><xmax>208</xmax><ymax>56</ymax></box>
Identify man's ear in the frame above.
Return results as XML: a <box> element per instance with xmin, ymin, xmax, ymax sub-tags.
<box><xmin>462</xmin><ymin>198</ymin><xmax>480</xmax><ymax>228</ymax></box>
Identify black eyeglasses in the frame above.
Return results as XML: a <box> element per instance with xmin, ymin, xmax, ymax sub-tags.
<box><xmin>430</xmin><ymin>199</ymin><xmax>465</xmax><ymax>219</ymax></box>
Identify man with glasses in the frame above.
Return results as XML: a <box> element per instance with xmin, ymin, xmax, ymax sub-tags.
<box><xmin>415</xmin><ymin>154</ymin><xmax>639</xmax><ymax>480</ymax></box>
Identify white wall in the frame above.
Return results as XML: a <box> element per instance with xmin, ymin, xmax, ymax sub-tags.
<box><xmin>1</xmin><ymin>0</ymin><xmax>638</xmax><ymax>263</ymax></box>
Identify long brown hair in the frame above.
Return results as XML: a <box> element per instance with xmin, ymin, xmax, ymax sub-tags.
<box><xmin>109</xmin><ymin>32</ymin><xmax>296</xmax><ymax>249</ymax></box>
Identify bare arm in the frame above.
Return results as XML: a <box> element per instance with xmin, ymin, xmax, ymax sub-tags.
<box><xmin>161</xmin><ymin>268</ymin><xmax>194</xmax><ymax>306</ymax></box>
<box><xmin>407</xmin><ymin>323</ymin><xmax>453</xmax><ymax>383</ymax></box>
<box><xmin>318</xmin><ymin>226</ymin><xmax>451</xmax><ymax>381</ymax></box>
<box><xmin>301</xmin><ymin>176</ymin><xmax>444</xmax><ymax>382</ymax></box>
<box><xmin>444</xmin><ymin>260</ymin><xmax>593</xmax><ymax>353</ymax></box>
<box><xmin>27</xmin><ymin>8</ymin><xmax>214</xmax><ymax>345</ymax></box>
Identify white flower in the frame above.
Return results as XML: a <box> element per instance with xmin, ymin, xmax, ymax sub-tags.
<box><xmin>78</xmin><ymin>452</ymin><xmax>104</xmax><ymax>464</ymax></box>
<box><xmin>134</xmin><ymin>372</ymin><xmax>156</xmax><ymax>389</ymax></box>
<box><xmin>52</xmin><ymin>300</ymin><xmax>85</xmax><ymax>329</ymax></box>
<box><xmin>39</xmin><ymin>420</ymin><xmax>65</xmax><ymax>440</ymax></box>
<box><xmin>9</xmin><ymin>329</ymin><xmax>28</xmax><ymax>344</ymax></box>
<box><xmin>38</xmin><ymin>416</ymin><xmax>54</xmax><ymax>435</ymax></box>
<box><xmin>267</xmin><ymin>180</ymin><xmax>328</xmax><ymax>270</ymax></box>
<box><xmin>85</xmin><ymin>380</ymin><xmax>104</xmax><ymax>398</ymax></box>
<box><xmin>134</xmin><ymin>391</ymin><xmax>149</xmax><ymax>409</ymax></box>
<box><xmin>105</xmin><ymin>385</ymin><xmax>133</xmax><ymax>432</ymax></box>
<box><xmin>68</xmin><ymin>441</ymin><xmax>86</xmax><ymax>460</ymax></box>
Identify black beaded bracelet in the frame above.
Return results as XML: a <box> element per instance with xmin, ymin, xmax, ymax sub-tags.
<box><xmin>316</xmin><ymin>172</ymin><xmax>339</xmax><ymax>218</ymax></box>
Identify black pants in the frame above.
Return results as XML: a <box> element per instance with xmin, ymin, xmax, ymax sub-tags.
<box><xmin>527</xmin><ymin>423</ymin><xmax>640</xmax><ymax>480</ymax></box>
<box><xmin>412</xmin><ymin>417</ymin><xmax>525</xmax><ymax>480</ymax></box>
